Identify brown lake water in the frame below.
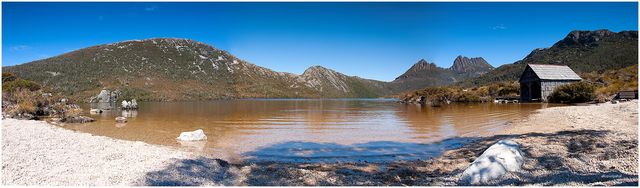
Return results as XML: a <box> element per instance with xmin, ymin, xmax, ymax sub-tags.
<box><xmin>64</xmin><ymin>99</ymin><xmax>554</xmax><ymax>163</ymax></box>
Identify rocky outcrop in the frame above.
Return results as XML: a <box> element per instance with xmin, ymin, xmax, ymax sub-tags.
<box><xmin>449</xmin><ymin>56</ymin><xmax>494</xmax><ymax>75</ymax></box>
<box><xmin>89</xmin><ymin>89</ymin><xmax>121</xmax><ymax>103</ymax></box>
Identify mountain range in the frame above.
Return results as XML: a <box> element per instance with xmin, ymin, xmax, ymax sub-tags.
<box><xmin>390</xmin><ymin>56</ymin><xmax>493</xmax><ymax>92</ymax></box>
<box><xmin>3</xmin><ymin>29</ymin><xmax>637</xmax><ymax>101</ymax></box>
<box><xmin>460</xmin><ymin>29</ymin><xmax>638</xmax><ymax>87</ymax></box>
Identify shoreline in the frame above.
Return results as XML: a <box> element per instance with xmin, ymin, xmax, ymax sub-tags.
<box><xmin>2</xmin><ymin>100</ymin><xmax>638</xmax><ymax>185</ymax></box>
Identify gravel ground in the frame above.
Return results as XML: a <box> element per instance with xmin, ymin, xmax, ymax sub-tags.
<box><xmin>2</xmin><ymin>100</ymin><xmax>638</xmax><ymax>185</ymax></box>
<box><xmin>1</xmin><ymin>118</ymin><xmax>190</xmax><ymax>186</ymax></box>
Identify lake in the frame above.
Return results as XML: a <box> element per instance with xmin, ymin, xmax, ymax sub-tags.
<box><xmin>64</xmin><ymin>99</ymin><xmax>554</xmax><ymax>163</ymax></box>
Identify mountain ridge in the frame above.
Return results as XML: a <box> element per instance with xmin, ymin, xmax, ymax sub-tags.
<box><xmin>460</xmin><ymin>29</ymin><xmax>638</xmax><ymax>87</ymax></box>
<box><xmin>449</xmin><ymin>56</ymin><xmax>494</xmax><ymax>75</ymax></box>
<box><xmin>6</xmin><ymin>29</ymin><xmax>632</xmax><ymax>101</ymax></box>
<box><xmin>3</xmin><ymin>38</ymin><xmax>390</xmax><ymax>101</ymax></box>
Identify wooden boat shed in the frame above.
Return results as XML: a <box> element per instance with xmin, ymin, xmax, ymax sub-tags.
<box><xmin>519</xmin><ymin>64</ymin><xmax>582</xmax><ymax>102</ymax></box>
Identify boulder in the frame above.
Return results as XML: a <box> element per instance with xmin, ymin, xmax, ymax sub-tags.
<box><xmin>89</xmin><ymin>109</ymin><xmax>103</xmax><ymax>114</ymax></box>
<box><xmin>176</xmin><ymin>129</ymin><xmax>207</xmax><ymax>141</ymax></box>
<box><xmin>115</xmin><ymin>116</ymin><xmax>127</xmax><ymax>123</ymax></box>
<box><xmin>460</xmin><ymin>140</ymin><xmax>524</xmax><ymax>185</ymax></box>
<box><xmin>89</xmin><ymin>89</ymin><xmax>121</xmax><ymax>103</ymax></box>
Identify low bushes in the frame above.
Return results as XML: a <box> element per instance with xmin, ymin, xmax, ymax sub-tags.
<box><xmin>403</xmin><ymin>81</ymin><xmax>519</xmax><ymax>105</ymax></box>
<box><xmin>582</xmin><ymin>64</ymin><xmax>638</xmax><ymax>101</ymax></box>
<box><xmin>3</xmin><ymin>72</ymin><xmax>40</xmax><ymax>92</ymax></box>
<box><xmin>548</xmin><ymin>81</ymin><xmax>596</xmax><ymax>103</ymax></box>
<box><xmin>2</xmin><ymin>72</ymin><xmax>85</xmax><ymax>120</ymax></box>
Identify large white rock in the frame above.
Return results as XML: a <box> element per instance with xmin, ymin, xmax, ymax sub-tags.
<box><xmin>115</xmin><ymin>116</ymin><xmax>127</xmax><ymax>123</ymax></box>
<box><xmin>176</xmin><ymin>129</ymin><xmax>207</xmax><ymax>141</ymax></box>
<box><xmin>460</xmin><ymin>140</ymin><xmax>524</xmax><ymax>185</ymax></box>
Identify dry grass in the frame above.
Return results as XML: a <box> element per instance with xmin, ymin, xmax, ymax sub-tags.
<box><xmin>582</xmin><ymin>64</ymin><xmax>638</xmax><ymax>99</ymax></box>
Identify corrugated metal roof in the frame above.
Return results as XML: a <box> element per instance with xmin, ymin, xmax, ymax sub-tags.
<box><xmin>528</xmin><ymin>64</ymin><xmax>582</xmax><ymax>80</ymax></box>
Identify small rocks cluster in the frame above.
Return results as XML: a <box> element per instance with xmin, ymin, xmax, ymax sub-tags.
<box><xmin>121</xmin><ymin>99</ymin><xmax>138</xmax><ymax>110</ymax></box>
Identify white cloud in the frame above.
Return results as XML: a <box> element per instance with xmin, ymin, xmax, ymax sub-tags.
<box><xmin>10</xmin><ymin>45</ymin><xmax>31</xmax><ymax>51</ymax></box>
<box><xmin>492</xmin><ymin>24</ymin><xmax>507</xmax><ymax>30</ymax></box>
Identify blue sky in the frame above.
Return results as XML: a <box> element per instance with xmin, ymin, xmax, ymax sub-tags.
<box><xmin>3</xmin><ymin>2</ymin><xmax>638</xmax><ymax>81</ymax></box>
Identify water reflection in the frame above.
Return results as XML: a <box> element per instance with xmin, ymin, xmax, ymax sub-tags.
<box><xmin>122</xmin><ymin>110</ymin><xmax>138</xmax><ymax>118</ymax></box>
<box><xmin>65</xmin><ymin>99</ymin><xmax>553</xmax><ymax>161</ymax></box>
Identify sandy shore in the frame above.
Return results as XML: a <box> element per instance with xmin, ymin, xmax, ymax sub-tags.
<box><xmin>2</xmin><ymin>100</ymin><xmax>638</xmax><ymax>185</ymax></box>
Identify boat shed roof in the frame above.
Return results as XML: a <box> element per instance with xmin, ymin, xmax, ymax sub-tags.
<box><xmin>527</xmin><ymin>64</ymin><xmax>582</xmax><ymax>80</ymax></box>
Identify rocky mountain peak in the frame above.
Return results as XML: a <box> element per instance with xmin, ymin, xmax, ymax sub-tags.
<box><xmin>449</xmin><ymin>56</ymin><xmax>494</xmax><ymax>74</ymax></box>
<box><xmin>553</xmin><ymin>29</ymin><xmax>637</xmax><ymax>48</ymax></box>
<box><xmin>408</xmin><ymin>59</ymin><xmax>438</xmax><ymax>72</ymax></box>
<box><xmin>302</xmin><ymin>65</ymin><xmax>337</xmax><ymax>76</ymax></box>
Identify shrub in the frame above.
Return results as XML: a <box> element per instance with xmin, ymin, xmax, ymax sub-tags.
<box><xmin>455</xmin><ymin>92</ymin><xmax>482</xmax><ymax>102</ymax></box>
<box><xmin>487</xmin><ymin>82</ymin><xmax>520</xmax><ymax>97</ymax></box>
<box><xmin>2</xmin><ymin>72</ymin><xmax>17</xmax><ymax>83</ymax></box>
<box><xmin>2</xmin><ymin>78</ymin><xmax>41</xmax><ymax>92</ymax></box>
<box><xmin>11</xmin><ymin>88</ymin><xmax>40</xmax><ymax>114</ymax></box>
<box><xmin>548</xmin><ymin>81</ymin><xmax>596</xmax><ymax>103</ymax></box>
<box><xmin>119</xmin><ymin>87</ymin><xmax>152</xmax><ymax>101</ymax></box>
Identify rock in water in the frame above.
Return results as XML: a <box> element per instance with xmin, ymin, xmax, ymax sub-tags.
<box><xmin>176</xmin><ymin>129</ymin><xmax>207</xmax><ymax>141</ymax></box>
<box><xmin>115</xmin><ymin>116</ymin><xmax>127</xmax><ymax>123</ymax></box>
<box><xmin>89</xmin><ymin>109</ymin><xmax>103</xmax><ymax>114</ymax></box>
<box><xmin>460</xmin><ymin>140</ymin><xmax>524</xmax><ymax>185</ymax></box>
<box><xmin>64</xmin><ymin>116</ymin><xmax>96</xmax><ymax>123</ymax></box>
<box><xmin>121</xmin><ymin>99</ymin><xmax>138</xmax><ymax>110</ymax></box>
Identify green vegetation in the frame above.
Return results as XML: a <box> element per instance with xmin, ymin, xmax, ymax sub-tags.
<box><xmin>2</xmin><ymin>72</ymin><xmax>41</xmax><ymax>92</ymax></box>
<box><xmin>402</xmin><ymin>81</ymin><xmax>520</xmax><ymax>104</ymax></box>
<box><xmin>2</xmin><ymin>72</ymin><xmax>86</xmax><ymax>121</ymax></box>
<box><xmin>582</xmin><ymin>64</ymin><xmax>638</xmax><ymax>101</ymax></box>
<box><xmin>548</xmin><ymin>81</ymin><xmax>596</xmax><ymax>103</ymax></box>
<box><xmin>118</xmin><ymin>87</ymin><xmax>153</xmax><ymax>102</ymax></box>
